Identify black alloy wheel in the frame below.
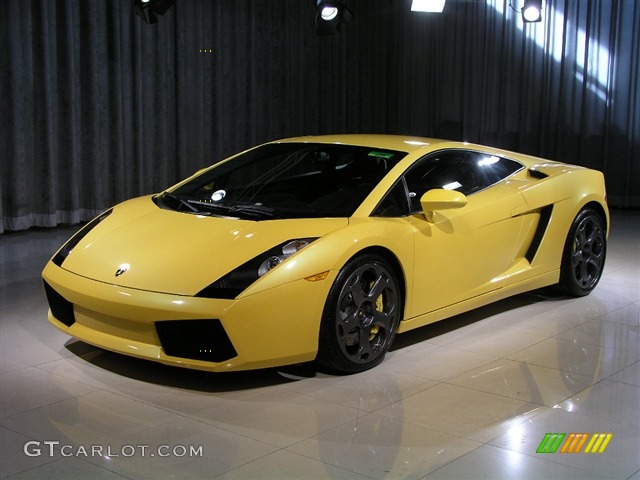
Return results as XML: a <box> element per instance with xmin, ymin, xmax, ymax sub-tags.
<box><xmin>558</xmin><ymin>208</ymin><xmax>606</xmax><ymax>297</ymax></box>
<box><xmin>317</xmin><ymin>254</ymin><xmax>403</xmax><ymax>374</ymax></box>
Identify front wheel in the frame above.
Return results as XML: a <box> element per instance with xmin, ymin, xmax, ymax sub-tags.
<box><xmin>557</xmin><ymin>208</ymin><xmax>606</xmax><ymax>297</ymax></box>
<box><xmin>316</xmin><ymin>254</ymin><xmax>403</xmax><ymax>374</ymax></box>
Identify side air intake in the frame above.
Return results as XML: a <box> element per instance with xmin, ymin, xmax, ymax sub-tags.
<box><xmin>525</xmin><ymin>206</ymin><xmax>553</xmax><ymax>262</ymax></box>
<box><xmin>528</xmin><ymin>167</ymin><xmax>549</xmax><ymax>179</ymax></box>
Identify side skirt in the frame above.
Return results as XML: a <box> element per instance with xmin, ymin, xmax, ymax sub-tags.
<box><xmin>397</xmin><ymin>269</ymin><xmax>559</xmax><ymax>333</ymax></box>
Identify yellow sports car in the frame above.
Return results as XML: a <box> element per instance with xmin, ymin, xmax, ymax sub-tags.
<box><xmin>42</xmin><ymin>135</ymin><xmax>609</xmax><ymax>374</ymax></box>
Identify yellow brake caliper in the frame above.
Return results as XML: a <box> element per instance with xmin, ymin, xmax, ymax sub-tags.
<box><xmin>369</xmin><ymin>281</ymin><xmax>383</xmax><ymax>341</ymax></box>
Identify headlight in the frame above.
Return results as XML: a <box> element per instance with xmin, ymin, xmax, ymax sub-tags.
<box><xmin>196</xmin><ymin>238</ymin><xmax>317</xmax><ymax>299</ymax></box>
<box><xmin>258</xmin><ymin>256</ymin><xmax>282</xmax><ymax>277</ymax></box>
<box><xmin>257</xmin><ymin>239</ymin><xmax>312</xmax><ymax>277</ymax></box>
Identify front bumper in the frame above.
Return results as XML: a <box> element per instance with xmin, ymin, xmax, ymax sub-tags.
<box><xmin>42</xmin><ymin>262</ymin><xmax>336</xmax><ymax>372</ymax></box>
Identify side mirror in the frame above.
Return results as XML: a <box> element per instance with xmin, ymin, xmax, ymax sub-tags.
<box><xmin>420</xmin><ymin>189</ymin><xmax>467</xmax><ymax>222</ymax></box>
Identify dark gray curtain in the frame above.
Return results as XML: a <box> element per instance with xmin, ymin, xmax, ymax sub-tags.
<box><xmin>1</xmin><ymin>0</ymin><xmax>638</xmax><ymax>233</ymax></box>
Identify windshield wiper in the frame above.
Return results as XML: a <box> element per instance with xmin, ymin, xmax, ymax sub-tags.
<box><xmin>231</xmin><ymin>204</ymin><xmax>283</xmax><ymax>219</ymax></box>
<box><xmin>186</xmin><ymin>200</ymin><xmax>281</xmax><ymax>219</ymax></box>
<box><xmin>160</xmin><ymin>192</ymin><xmax>199</xmax><ymax>212</ymax></box>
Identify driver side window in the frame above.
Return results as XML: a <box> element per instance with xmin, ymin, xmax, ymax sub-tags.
<box><xmin>404</xmin><ymin>151</ymin><xmax>522</xmax><ymax>212</ymax></box>
<box><xmin>373</xmin><ymin>150</ymin><xmax>523</xmax><ymax>217</ymax></box>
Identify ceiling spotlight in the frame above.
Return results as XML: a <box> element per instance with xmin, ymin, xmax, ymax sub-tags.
<box><xmin>411</xmin><ymin>0</ymin><xmax>446</xmax><ymax>13</ymax></box>
<box><xmin>321</xmin><ymin>6</ymin><xmax>339</xmax><ymax>20</ymax></box>
<box><xmin>522</xmin><ymin>0</ymin><xmax>542</xmax><ymax>23</ymax></box>
<box><xmin>133</xmin><ymin>0</ymin><xmax>175</xmax><ymax>24</ymax></box>
<box><xmin>314</xmin><ymin>1</ymin><xmax>353</xmax><ymax>36</ymax></box>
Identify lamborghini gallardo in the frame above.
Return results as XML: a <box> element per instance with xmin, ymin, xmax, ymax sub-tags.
<box><xmin>42</xmin><ymin>135</ymin><xmax>609</xmax><ymax>373</ymax></box>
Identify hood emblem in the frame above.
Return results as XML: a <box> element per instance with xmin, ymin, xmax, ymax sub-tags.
<box><xmin>115</xmin><ymin>263</ymin><xmax>130</xmax><ymax>277</ymax></box>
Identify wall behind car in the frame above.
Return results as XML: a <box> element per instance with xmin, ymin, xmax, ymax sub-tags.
<box><xmin>1</xmin><ymin>0</ymin><xmax>638</xmax><ymax>232</ymax></box>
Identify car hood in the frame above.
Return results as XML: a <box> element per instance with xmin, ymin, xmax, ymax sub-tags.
<box><xmin>59</xmin><ymin>196</ymin><xmax>348</xmax><ymax>295</ymax></box>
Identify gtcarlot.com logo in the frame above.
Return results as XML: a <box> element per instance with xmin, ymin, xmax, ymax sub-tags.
<box><xmin>24</xmin><ymin>441</ymin><xmax>204</xmax><ymax>458</ymax></box>
<box><xmin>536</xmin><ymin>432</ymin><xmax>613</xmax><ymax>454</ymax></box>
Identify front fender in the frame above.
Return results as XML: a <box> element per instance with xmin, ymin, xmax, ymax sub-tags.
<box><xmin>239</xmin><ymin>217</ymin><xmax>415</xmax><ymax>303</ymax></box>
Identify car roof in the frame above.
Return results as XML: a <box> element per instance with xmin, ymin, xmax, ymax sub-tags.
<box><xmin>273</xmin><ymin>134</ymin><xmax>450</xmax><ymax>154</ymax></box>
<box><xmin>273</xmin><ymin>134</ymin><xmax>566</xmax><ymax>170</ymax></box>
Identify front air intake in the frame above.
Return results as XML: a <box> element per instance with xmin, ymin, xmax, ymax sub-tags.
<box><xmin>43</xmin><ymin>281</ymin><xmax>76</xmax><ymax>327</ymax></box>
<box><xmin>155</xmin><ymin>319</ymin><xmax>238</xmax><ymax>362</ymax></box>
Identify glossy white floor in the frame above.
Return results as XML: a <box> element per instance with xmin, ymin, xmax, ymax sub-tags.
<box><xmin>1</xmin><ymin>210</ymin><xmax>638</xmax><ymax>480</ymax></box>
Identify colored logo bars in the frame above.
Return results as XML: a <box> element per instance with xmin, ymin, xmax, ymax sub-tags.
<box><xmin>536</xmin><ymin>433</ymin><xmax>613</xmax><ymax>454</ymax></box>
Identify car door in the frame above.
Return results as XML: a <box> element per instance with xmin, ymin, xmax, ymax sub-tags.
<box><xmin>402</xmin><ymin>150</ymin><xmax>528</xmax><ymax>317</ymax></box>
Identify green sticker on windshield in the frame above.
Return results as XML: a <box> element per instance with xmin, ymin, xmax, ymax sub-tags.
<box><xmin>368</xmin><ymin>151</ymin><xmax>395</xmax><ymax>159</ymax></box>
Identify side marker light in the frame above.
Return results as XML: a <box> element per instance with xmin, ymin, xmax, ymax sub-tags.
<box><xmin>304</xmin><ymin>271</ymin><xmax>330</xmax><ymax>282</ymax></box>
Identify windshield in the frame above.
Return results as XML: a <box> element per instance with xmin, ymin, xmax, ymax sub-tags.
<box><xmin>158</xmin><ymin>143</ymin><xmax>406</xmax><ymax>219</ymax></box>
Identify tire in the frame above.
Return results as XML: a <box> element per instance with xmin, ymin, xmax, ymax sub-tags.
<box><xmin>557</xmin><ymin>208</ymin><xmax>606</xmax><ymax>297</ymax></box>
<box><xmin>316</xmin><ymin>254</ymin><xmax>403</xmax><ymax>374</ymax></box>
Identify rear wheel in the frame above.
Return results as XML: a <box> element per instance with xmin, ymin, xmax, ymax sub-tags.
<box><xmin>316</xmin><ymin>254</ymin><xmax>402</xmax><ymax>374</ymax></box>
<box><xmin>557</xmin><ymin>208</ymin><xmax>606</xmax><ymax>296</ymax></box>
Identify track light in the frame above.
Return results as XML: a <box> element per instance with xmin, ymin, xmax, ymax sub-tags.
<box><xmin>314</xmin><ymin>1</ymin><xmax>353</xmax><ymax>36</ymax></box>
<box><xmin>521</xmin><ymin>0</ymin><xmax>542</xmax><ymax>23</ymax></box>
<box><xmin>133</xmin><ymin>0</ymin><xmax>175</xmax><ymax>24</ymax></box>
<box><xmin>411</xmin><ymin>0</ymin><xmax>446</xmax><ymax>13</ymax></box>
